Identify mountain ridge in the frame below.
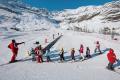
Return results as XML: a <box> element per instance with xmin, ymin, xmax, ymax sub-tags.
<box><xmin>0</xmin><ymin>0</ymin><xmax>120</xmax><ymax>33</ymax></box>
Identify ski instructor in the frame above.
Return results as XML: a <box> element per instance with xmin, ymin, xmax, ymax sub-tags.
<box><xmin>8</xmin><ymin>39</ymin><xmax>25</xmax><ymax>63</ymax></box>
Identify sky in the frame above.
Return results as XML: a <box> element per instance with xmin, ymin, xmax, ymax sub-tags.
<box><xmin>21</xmin><ymin>0</ymin><xmax>112</xmax><ymax>11</ymax></box>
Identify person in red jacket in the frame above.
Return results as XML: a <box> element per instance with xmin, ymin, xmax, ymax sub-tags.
<box><xmin>34</xmin><ymin>45</ymin><xmax>43</xmax><ymax>63</ymax></box>
<box><xmin>8</xmin><ymin>39</ymin><xmax>25</xmax><ymax>63</ymax></box>
<box><xmin>107</xmin><ymin>49</ymin><xmax>117</xmax><ymax>70</ymax></box>
<box><xmin>79</xmin><ymin>44</ymin><xmax>85</xmax><ymax>60</ymax></box>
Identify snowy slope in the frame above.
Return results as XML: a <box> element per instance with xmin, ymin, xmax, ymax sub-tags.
<box><xmin>0</xmin><ymin>29</ymin><xmax>120</xmax><ymax>80</ymax></box>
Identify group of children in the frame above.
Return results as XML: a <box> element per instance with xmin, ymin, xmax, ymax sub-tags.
<box><xmin>28</xmin><ymin>41</ymin><xmax>102</xmax><ymax>63</ymax></box>
<box><xmin>8</xmin><ymin>39</ymin><xmax>118</xmax><ymax>70</ymax></box>
<box><xmin>59</xmin><ymin>43</ymin><xmax>100</xmax><ymax>62</ymax></box>
<box><xmin>59</xmin><ymin>41</ymin><xmax>102</xmax><ymax>62</ymax></box>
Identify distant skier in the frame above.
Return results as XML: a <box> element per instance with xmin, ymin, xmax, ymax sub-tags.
<box><xmin>45</xmin><ymin>38</ymin><xmax>48</xmax><ymax>43</ymax></box>
<box><xmin>79</xmin><ymin>44</ymin><xmax>85</xmax><ymax>60</ymax></box>
<box><xmin>45</xmin><ymin>49</ymin><xmax>51</xmax><ymax>62</ymax></box>
<box><xmin>59</xmin><ymin>48</ymin><xmax>65</xmax><ymax>62</ymax></box>
<box><xmin>107</xmin><ymin>49</ymin><xmax>118</xmax><ymax>70</ymax></box>
<box><xmin>71</xmin><ymin>48</ymin><xmax>75</xmax><ymax>61</ymax></box>
<box><xmin>8</xmin><ymin>39</ymin><xmax>25</xmax><ymax>63</ymax></box>
<box><xmin>53</xmin><ymin>34</ymin><xmax>55</xmax><ymax>39</ymax></box>
<box><xmin>85</xmin><ymin>47</ymin><xmax>91</xmax><ymax>58</ymax></box>
<box><xmin>111</xmin><ymin>28</ymin><xmax>115</xmax><ymax>40</ymax></box>
<box><xmin>58</xmin><ymin>33</ymin><xmax>59</xmax><ymax>36</ymax></box>
<box><xmin>94</xmin><ymin>41</ymin><xmax>102</xmax><ymax>54</ymax></box>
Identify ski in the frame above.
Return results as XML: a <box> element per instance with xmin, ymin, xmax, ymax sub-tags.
<box><xmin>106</xmin><ymin>67</ymin><xmax>120</xmax><ymax>74</ymax></box>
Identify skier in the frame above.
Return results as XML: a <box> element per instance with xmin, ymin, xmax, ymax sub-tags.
<box><xmin>53</xmin><ymin>34</ymin><xmax>55</xmax><ymax>39</ymax></box>
<box><xmin>111</xmin><ymin>28</ymin><xmax>115</xmax><ymax>40</ymax></box>
<box><xmin>39</xmin><ymin>45</ymin><xmax>44</xmax><ymax>62</ymax></box>
<box><xmin>59</xmin><ymin>48</ymin><xmax>65</xmax><ymax>62</ymax></box>
<box><xmin>85</xmin><ymin>47</ymin><xmax>91</xmax><ymax>59</ymax></box>
<box><xmin>34</xmin><ymin>45</ymin><xmax>43</xmax><ymax>63</ymax></box>
<box><xmin>94</xmin><ymin>41</ymin><xmax>102</xmax><ymax>54</ymax></box>
<box><xmin>58</xmin><ymin>33</ymin><xmax>59</xmax><ymax>36</ymax></box>
<box><xmin>45</xmin><ymin>38</ymin><xmax>48</xmax><ymax>43</ymax></box>
<box><xmin>29</xmin><ymin>48</ymin><xmax>36</xmax><ymax>61</ymax></box>
<box><xmin>8</xmin><ymin>39</ymin><xmax>25</xmax><ymax>63</ymax></box>
<box><xmin>79</xmin><ymin>44</ymin><xmax>85</xmax><ymax>60</ymax></box>
<box><xmin>107</xmin><ymin>49</ymin><xmax>118</xmax><ymax>70</ymax></box>
<box><xmin>45</xmin><ymin>49</ymin><xmax>51</xmax><ymax>62</ymax></box>
<box><xmin>71</xmin><ymin>48</ymin><xmax>75</xmax><ymax>61</ymax></box>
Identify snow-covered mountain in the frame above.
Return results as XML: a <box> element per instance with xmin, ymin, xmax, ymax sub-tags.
<box><xmin>52</xmin><ymin>0</ymin><xmax>120</xmax><ymax>33</ymax></box>
<box><xmin>0</xmin><ymin>0</ymin><xmax>120</xmax><ymax>33</ymax></box>
<box><xmin>0</xmin><ymin>0</ymin><xmax>59</xmax><ymax>31</ymax></box>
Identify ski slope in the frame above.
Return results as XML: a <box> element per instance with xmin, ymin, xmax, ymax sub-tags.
<box><xmin>0</xmin><ymin>29</ymin><xmax>120</xmax><ymax>80</ymax></box>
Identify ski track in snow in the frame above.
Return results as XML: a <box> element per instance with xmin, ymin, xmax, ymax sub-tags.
<box><xmin>0</xmin><ymin>29</ymin><xmax>120</xmax><ymax>80</ymax></box>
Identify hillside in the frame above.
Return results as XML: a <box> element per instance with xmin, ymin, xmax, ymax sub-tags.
<box><xmin>0</xmin><ymin>0</ymin><xmax>120</xmax><ymax>33</ymax></box>
<box><xmin>0</xmin><ymin>0</ymin><xmax>59</xmax><ymax>32</ymax></box>
<box><xmin>52</xmin><ymin>0</ymin><xmax>120</xmax><ymax>33</ymax></box>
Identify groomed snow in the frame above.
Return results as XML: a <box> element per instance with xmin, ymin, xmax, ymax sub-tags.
<box><xmin>0</xmin><ymin>29</ymin><xmax>120</xmax><ymax>80</ymax></box>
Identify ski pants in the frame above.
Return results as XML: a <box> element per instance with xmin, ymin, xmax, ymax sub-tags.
<box><xmin>36</xmin><ymin>55</ymin><xmax>43</xmax><ymax>63</ymax></box>
<box><xmin>11</xmin><ymin>50</ymin><xmax>18</xmax><ymax>62</ymax></box>
<box><xmin>86</xmin><ymin>54</ymin><xmax>91</xmax><ymax>58</ymax></box>
<box><xmin>31</xmin><ymin>54</ymin><xmax>36</xmax><ymax>61</ymax></box>
<box><xmin>71</xmin><ymin>53</ymin><xmax>75</xmax><ymax>60</ymax></box>
<box><xmin>86</xmin><ymin>53</ymin><xmax>91</xmax><ymax>58</ymax></box>
<box><xmin>80</xmin><ymin>53</ymin><xmax>85</xmax><ymax>60</ymax></box>
<box><xmin>47</xmin><ymin>56</ymin><xmax>51</xmax><ymax>62</ymax></box>
<box><xmin>94</xmin><ymin>48</ymin><xmax>102</xmax><ymax>54</ymax></box>
<box><xmin>107</xmin><ymin>62</ymin><xmax>114</xmax><ymax>70</ymax></box>
<box><xmin>60</xmin><ymin>53</ymin><xmax>64</xmax><ymax>61</ymax></box>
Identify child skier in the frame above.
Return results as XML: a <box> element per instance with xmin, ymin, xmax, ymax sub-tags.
<box><xmin>79</xmin><ymin>44</ymin><xmax>85</xmax><ymax>61</ymax></box>
<box><xmin>94</xmin><ymin>41</ymin><xmax>102</xmax><ymax>54</ymax></box>
<box><xmin>59</xmin><ymin>48</ymin><xmax>65</xmax><ymax>62</ymax></box>
<box><xmin>71</xmin><ymin>48</ymin><xmax>75</xmax><ymax>61</ymax></box>
<box><xmin>29</xmin><ymin>48</ymin><xmax>36</xmax><ymax>61</ymax></box>
<box><xmin>34</xmin><ymin>45</ymin><xmax>43</xmax><ymax>63</ymax></box>
<box><xmin>53</xmin><ymin>34</ymin><xmax>55</xmax><ymax>39</ymax></box>
<box><xmin>107</xmin><ymin>49</ymin><xmax>118</xmax><ymax>70</ymax></box>
<box><xmin>45</xmin><ymin>49</ymin><xmax>51</xmax><ymax>62</ymax></box>
<box><xmin>85</xmin><ymin>47</ymin><xmax>91</xmax><ymax>59</ymax></box>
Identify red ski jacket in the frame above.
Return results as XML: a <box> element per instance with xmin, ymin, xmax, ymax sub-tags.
<box><xmin>96</xmin><ymin>44</ymin><xmax>100</xmax><ymax>48</ymax></box>
<box><xmin>107</xmin><ymin>49</ymin><xmax>117</xmax><ymax>64</ymax></box>
<box><xmin>8</xmin><ymin>42</ymin><xmax>18</xmax><ymax>54</ymax></box>
<box><xmin>35</xmin><ymin>47</ymin><xmax>43</xmax><ymax>56</ymax></box>
<box><xmin>79</xmin><ymin>47</ymin><xmax>84</xmax><ymax>53</ymax></box>
<box><xmin>8</xmin><ymin>42</ymin><xmax>24</xmax><ymax>54</ymax></box>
